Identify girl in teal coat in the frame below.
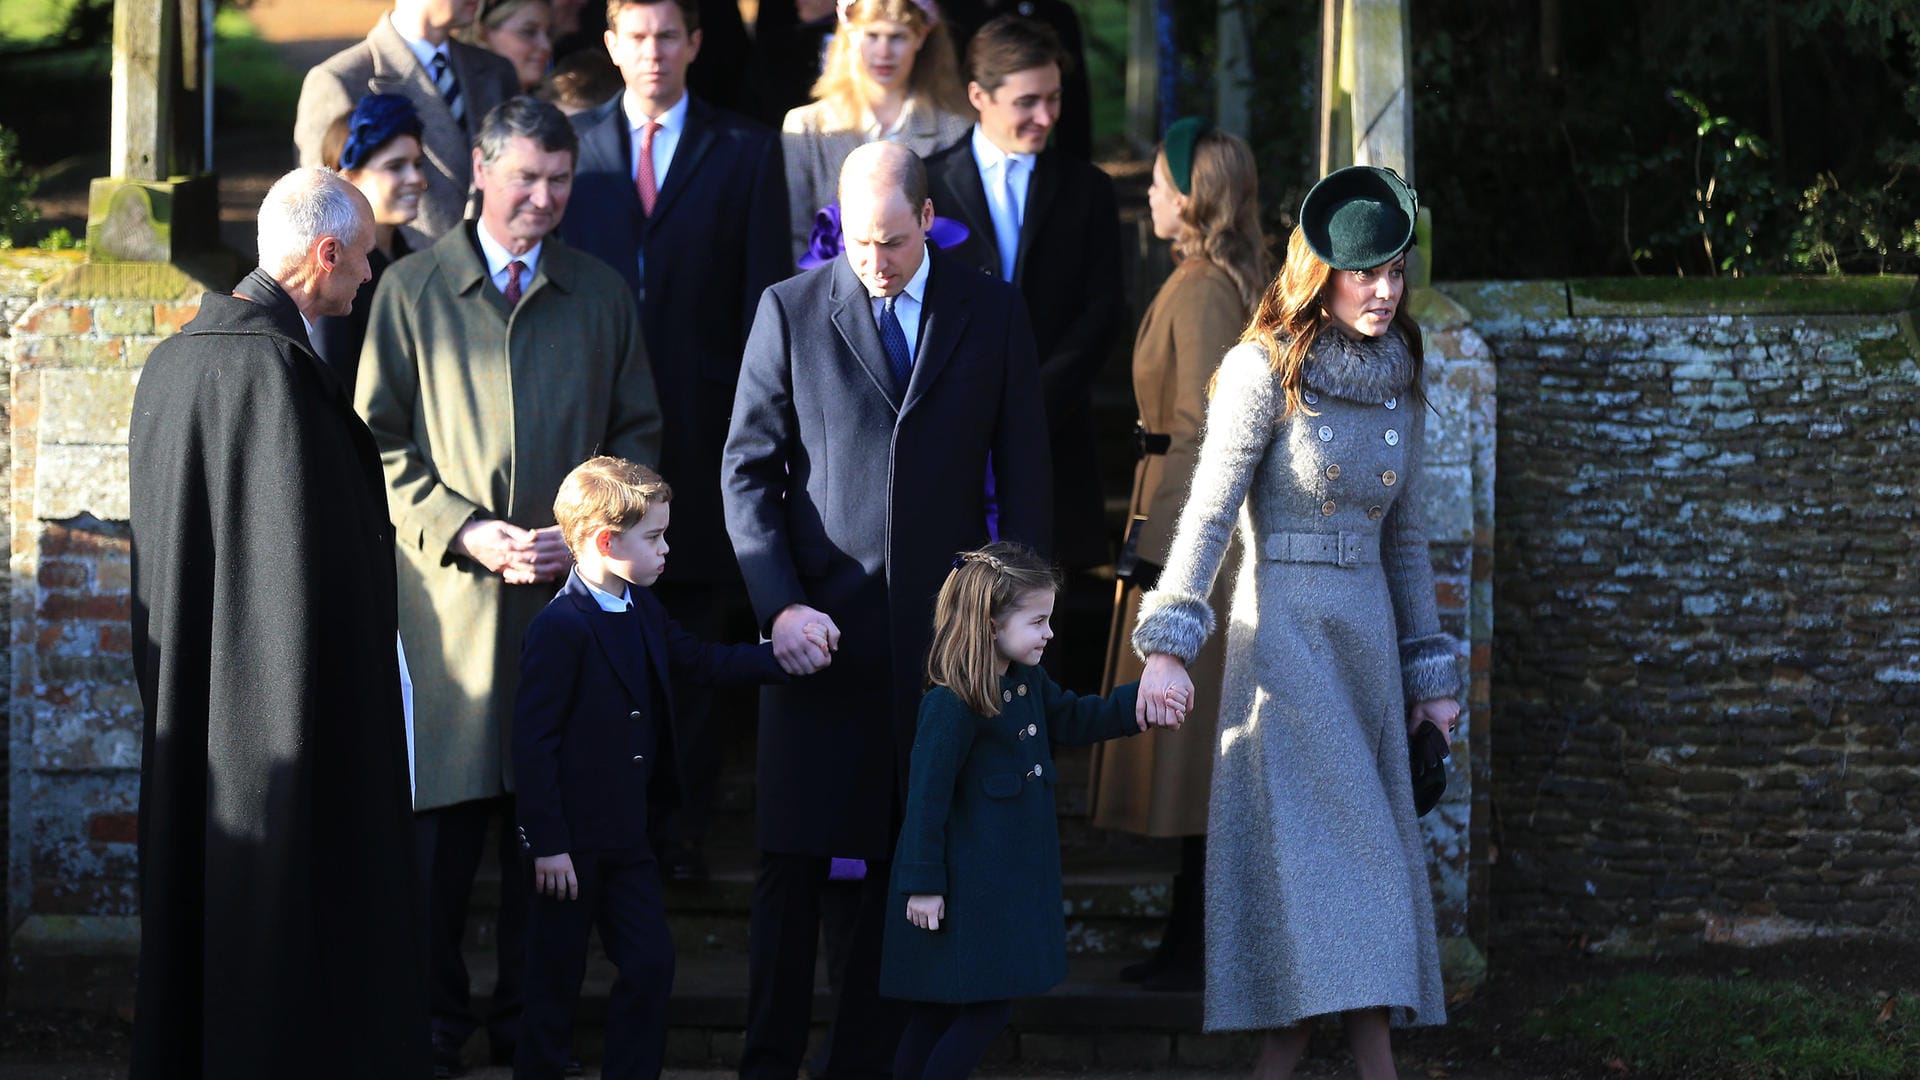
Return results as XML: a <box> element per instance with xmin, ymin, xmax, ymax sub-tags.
<box><xmin>880</xmin><ymin>543</ymin><xmax>1189</xmax><ymax>1078</ymax></box>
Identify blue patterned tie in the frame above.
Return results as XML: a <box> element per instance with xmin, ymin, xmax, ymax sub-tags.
<box><xmin>431</xmin><ymin>52</ymin><xmax>464</xmax><ymax>124</ymax></box>
<box><xmin>878</xmin><ymin>294</ymin><xmax>912</xmax><ymax>393</ymax></box>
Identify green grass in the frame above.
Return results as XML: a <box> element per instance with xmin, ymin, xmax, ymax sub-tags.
<box><xmin>1530</xmin><ymin>974</ymin><xmax>1919</xmax><ymax>1079</ymax></box>
<box><xmin>212</xmin><ymin>6</ymin><xmax>303</xmax><ymax>133</ymax></box>
<box><xmin>0</xmin><ymin>0</ymin><xmax>84</xmax><ymax>46</ymax></box>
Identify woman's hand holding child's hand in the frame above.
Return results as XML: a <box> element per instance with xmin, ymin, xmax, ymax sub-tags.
<box><xmin>906</xmin><ymin>894</ymin><xmax>946</xmax><ymax>931</ymax></box>
<box><xmin>534</xmin><ymin>853</ymin><xmax>578</xmax><ymax>900</ymax></box>
<box><xmin>1137</xmin><ymin>654</ymin><xmax>1194</xmax><ymax>731</ymax></box>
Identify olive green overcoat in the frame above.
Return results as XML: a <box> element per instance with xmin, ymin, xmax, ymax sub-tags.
<box><xmin>357</xmin><ymin>225</ymin><xmax>663</xmax><ymax>812</ymax></box>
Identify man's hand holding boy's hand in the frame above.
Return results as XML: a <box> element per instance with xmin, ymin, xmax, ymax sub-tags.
<box><xmin>534</xmin><ymin>853</ymin><xmax>578</xmax><ymax>900</ymax></box>
<box><xmin>906</xmin><ymin>894</ymin><xmax>946</xmax><ymax>931</ymax></box>
<box><xmin>772</xmin><ymin>605</ymin><xmax>839</xmax><ymax>675</ymax></box>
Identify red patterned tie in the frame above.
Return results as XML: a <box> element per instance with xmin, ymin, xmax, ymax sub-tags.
<box><xmin>504</xmin><ymin>260</ymin><xmax>525</xmax><ymax>306</ymax></box>
<box><xmin>635</xmin><ymin>121</ymin><xmax>661</xmax><ymax>216</ymax></box>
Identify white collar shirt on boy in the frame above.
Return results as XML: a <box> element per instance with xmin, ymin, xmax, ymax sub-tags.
<box><xmin>581</xmin><ymin>575</ymin><xmax>633</xmax><ymax>612</ymax></box>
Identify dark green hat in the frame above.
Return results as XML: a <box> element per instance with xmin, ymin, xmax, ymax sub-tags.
<box><xmin>1299</xmin><ymin>165</ymin><xmax>1418</xmax><ymax>271</ymax></box>
<box><xmin>1162</xmin><ymin>116</ymin><xmax>1211</xmax><ymax>196</ymax></box>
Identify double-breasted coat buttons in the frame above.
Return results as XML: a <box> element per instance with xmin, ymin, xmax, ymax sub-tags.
<box><xmin>1325</xmin><ymin>464</ymin><xmax>1342</xmax><ymax>480</ymax></box>
<box><xmin>1384</xmin><ymin>429</ymin><xmax>1400</xmax><ymax>447</ymax></box>
<box><xmin>1318</xmin><ymin>425</ymin><xmax>1334</xmax><ymax>442</ymax></box>
<box><xmin>628</xmin><ymin>710</ymin><xmax>642</xmax><ymax>720</ymax></box>
<box><xmin>1321</xmin><ymin>500</ymin><xmax>1337</xmax><ymax>516</ymax></box>
<box><xmin>1385</xmin><ymin>396</ymin><xmax>1398</xmax><ymax>410</ymax></box>
<box><xmin>1003</xmin><ymin>689</ymin><xmax>1013</xmax><ymax>703</ymax></box>
<box><xmin>1304</xmin><ymin>391</ymin><xmax>1320</xmax><ymax>405</ymax></box>
<box><xmin>1368</xmin><ymin>505</ymin><xmax>1385</xmax><ymax>520</ymax></box>
<box><xmin>1382</xmin><ymin>470</ymin><xmax>1397</xmax><ymax>486</ymax></box>
<box><xmin>1016</xmin><ymin>684</ymin><xmax>1027</xmax><ymax>696</ymax></box>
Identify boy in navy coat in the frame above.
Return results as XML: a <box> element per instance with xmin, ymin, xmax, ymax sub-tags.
<box><xmin>513</xmin><ymin>457</ymin><xmax>827</xmax><ymax>1079</ymax></box>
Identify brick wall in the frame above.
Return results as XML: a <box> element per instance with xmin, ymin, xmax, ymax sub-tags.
<box><xmin>1455</xmin><ymin>279</ymin><xmax>1920</xmax><ymax>949</ymax></box>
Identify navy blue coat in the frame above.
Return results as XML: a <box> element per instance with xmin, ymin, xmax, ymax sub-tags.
<box><xmin>879</xmin><ymin>667</ymin><xmax>1140</xmax><ymax>1003</ymax></box>
<box><xmin>559</xmin><ymin>96</ymin><xmax>789</xmax><ymax>583</ymax></box>
<box><xmin>721</xmin><ymin>250</ymin><xmax>1053</xmax><ymax>859</ymax></box>
<box><xmin>512</xmin><ymin>570</ymin><xmax>785</xmax><ymax>856</ymax></box>
<box><xmin>925</xmin><ymin>138</ymin><xmax>1126</xmax><ymax>567</ymax></box>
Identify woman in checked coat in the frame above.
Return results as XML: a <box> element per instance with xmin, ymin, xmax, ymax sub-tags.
<box><xmin>1132</xmin><ymin>166</ymin><xmax>1462</xmax><ymax>1079</ymax></box>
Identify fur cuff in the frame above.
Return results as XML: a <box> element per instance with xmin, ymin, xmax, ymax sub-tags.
<box><xmin>1131</xmin><ymin>590</ymin><xmax>1216</xmax><ymax>664</ymax></box>
<box><xmin>1400</xmin><ymin>633</ymin><xmax>1461</xmax><ymax>703</ymax></box>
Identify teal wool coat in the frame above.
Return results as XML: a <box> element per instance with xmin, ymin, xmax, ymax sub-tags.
<box><xmin>880</xmin><ymin>667</ymin><xmax>1141</xmax><ymax>1004</ymax></box>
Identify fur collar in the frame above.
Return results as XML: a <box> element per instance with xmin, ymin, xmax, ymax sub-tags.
<box><xmin>1302</xmin><ymin>327</ymin><xmax>1415</xmax><ymax>404</ymax></box>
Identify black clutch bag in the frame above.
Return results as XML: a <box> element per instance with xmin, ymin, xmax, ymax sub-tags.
<box><xmin>1409</xmin><ymin>721</ymin><xmax>1449</xmax><ymax>817</ymax></box>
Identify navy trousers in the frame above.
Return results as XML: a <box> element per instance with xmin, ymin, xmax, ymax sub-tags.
<box><xmin>516</xmin><ymin>850</ymin><xmax>673</xmax><ymax>1079</ymax></box>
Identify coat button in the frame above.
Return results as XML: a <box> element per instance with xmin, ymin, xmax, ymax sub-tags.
<box><xmin>1321</xmin><ymin>500</ymin><xmax>1336</xmax><ymax>516</ymax></box>
<box><xmin>1368</xmin><ymin>505</ymin><xmax>1385</xmax><ymax>520</ymax></box>
<box><xmin>1018</xmin><ymin>727</ymin><xmax>1027</xmax><ymax>740</ymax></box>
<box><xmin>1027</xmin><ymin>723</ymin><xmax>1037</xmax><ymax>736</ymax></box>
<box><xmin>631</xmin><ymin>754</ymin><xmax>645</xmax><ymax>763</ymax></box>
<box><xmin>1385</xmin><ymin>396</ymin><xmax>1398</xmax><ymax>410</ymax></box>
<box><xmin>1003</xmin><ymin>689</ymin><xmax>1013</xmax><ymax>702</ymax></box>
<box><xmin>1384</xmin><ymin>429</ymin><xmax>1400</xmax><ymax>446</ymax></box>
<box><xmin>1031</xmin><ymin>764</ymin><xmax>1043</xmax><ymax>778</ymax></box>
<box><xmin>1382</xmin><ymin>470</ymin><xmax>1397</xmax><ymax>486</ymax></box>
<box><xmin>1016</xmin><ymin>684</ymin><xmax>1027</xmax><ymax>696</ymax></box>
<box><xmin>629</xmin><ymin>710</ymin><xmax>642</xmax><ymax>720</ymax></box>
<box><xmin>1325</xmin><ymin>464</ymin><xmax>1341</xmax><ymax>480</ymax></box>
<box><xmin>1304</xmin><ymin>391</ymin><xmax>1320</xmax><ymax>405</ymax></box>
<box><xmin>1317</xmin><ymin>425</ymin><xmax>1333</xmax><ymax>442</ymax></box>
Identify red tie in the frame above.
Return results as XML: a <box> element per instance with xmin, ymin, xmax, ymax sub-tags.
<box><xmin>635</xmin><ymin>121</ymin><xmax>661</xmax><ymax>216</ymax></box>
<box><xmin>504</xmin><ymin>260</ymin><xmax>525</xmax><ymax>306</ymax></box>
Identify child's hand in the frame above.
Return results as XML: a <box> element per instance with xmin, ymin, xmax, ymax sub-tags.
<box><xmin>534</xmin><ymin>853</ymin><xmax>578</xmax><ymax>900</ymax></box>
<box><xmin>802</xmin><ymin>621</ymin><xmax>834</xmax><ymax>667</ymax></box>
<box><xmin>906</xmin><ymin>893</ymin><xmax>946</xmax><ymax>931</ymax></box>
<box><xmin>1151</xmin><ymin>684</ymin><xmax>1190</xmax><ymax>729</ymax></box>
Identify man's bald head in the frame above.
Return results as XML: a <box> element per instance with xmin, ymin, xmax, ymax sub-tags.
<box><xmin>838</xmin><ymin>141</ymin><xmax>929</xmax><ymax>212</ymax></box>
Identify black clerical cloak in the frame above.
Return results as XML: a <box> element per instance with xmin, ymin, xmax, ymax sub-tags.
<box><xmin>128</xmin><ymin>270</ymin><xmax>428</xmax><ymax>1079</ymax></box>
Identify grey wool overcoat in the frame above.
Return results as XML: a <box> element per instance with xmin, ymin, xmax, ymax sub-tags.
<box><xmin>357</xmin><ymin>225</ymin><xmax>663</xmax><ymax>812</ymax></box>
<box><xmin>1133</xmin><ymin>329</ymin><xmax>1459</xmax><ymax>1032</ymax></box>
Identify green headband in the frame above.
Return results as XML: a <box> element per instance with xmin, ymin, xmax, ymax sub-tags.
<box><xmin>1163</xmin><ymin>117</ymin><xmax>1211</xmax><ymax>196</ymax></box>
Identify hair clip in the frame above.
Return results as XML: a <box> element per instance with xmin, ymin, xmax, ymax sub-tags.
<box><xmin>951</xmin><ymin>555</ymin><xmax>966</xmax><ymax>570</ymax></box>
<box><xmin>836</xmin><ymin>0</ymin><xmax>940</xmax><ymax>27</ymax></box>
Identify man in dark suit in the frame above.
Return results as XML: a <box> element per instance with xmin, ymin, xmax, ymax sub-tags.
<box><xmin>924</xmin><ymin>14</ymin><xmax>1124</xmax><ymax>573</ymax></box>
<box><xmin>295</xmin><ymin>0</ymin><xmax>520</xmax><ymax>246</ymax></box>
<box><xmin>943</xmin><ymin>0</ymin><xmax>1095</xmax><ymax>159</ymax></box>
<box><xmin>722</xmin><ymin>141</ymin><xmax>1052</xmax><ymax>1080</ymax></box>
<box><xmin>559</xmin><ymin>0</ymin><xmax>789</xmax><ymax>880</ymax></box>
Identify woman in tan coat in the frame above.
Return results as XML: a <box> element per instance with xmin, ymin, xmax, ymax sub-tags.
<box><xmin>1091</xmin><ymin>118</ymin><xmax>1270</xmax><ymax>990</ymax></box>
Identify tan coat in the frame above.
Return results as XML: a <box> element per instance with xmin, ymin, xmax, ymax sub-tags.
<box><xmin>780</xmin><ymin>97</ymin><xmax>974</xmax><ymax>263</ymax></box>
<box><xmin>356</xmin><ymin>226</ymin><xmax>663</xmax><ymax>811</ymax></box>
<box><xmin>1091</xmin><ymin>260</ymin><xmax>1246</xmax><ymax>837</ymax></box>
<box><xmin>293</xmin><ymin>17</ymin><xmax>519</xmax><ymax>247</ymax></box>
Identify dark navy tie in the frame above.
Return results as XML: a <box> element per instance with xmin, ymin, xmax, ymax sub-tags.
<box><xmin>878</xmin><ymin>294</ymin><xmax>912</xmax><ymax>393</ymax></box>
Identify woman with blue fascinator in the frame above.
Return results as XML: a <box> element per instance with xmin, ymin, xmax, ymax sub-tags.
<box><xmin>314</xmin><ymin>93</ymin><xmax>427</xmax><ymax>386</ymax></box>
<box><xmin>1132</xmin><ymin>165</ymin><xmax>1463</xmax><ymax>1078</ymax></box>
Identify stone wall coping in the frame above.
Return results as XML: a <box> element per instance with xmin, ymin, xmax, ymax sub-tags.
<box><xmin>31</xmin><ymin>255</ymin><xmax>240</xmax><ymax>303</ymax></box>
<box><xmin>10</xmin><ymin>914</ymin><xmax>140</xmax><ymax>957</ymax></box>
<box><xmin>1442</xmin><ymin>275</ymin><xmax>1920</xmax><ymax>321</ymax></box>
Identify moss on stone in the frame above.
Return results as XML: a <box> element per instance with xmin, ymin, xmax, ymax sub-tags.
<box><xmin>1438</xmin><ymin>280</ymin><xmax>1571</xmax><ymax>324</ymax></box>
<box><xmin>1856</xmin><ymin>328</ymin><xmax>1918</xmax><ymax>375</ymax></box>
<box><xmin>36</xmin><ymin>257</ymin><xmax>234</xmax><ymax>303</ymax></box>
<box><xmin>1568</xmin><ymin>275</ymin><xmax>1918</xmax><ymax>316</ymax></box>
<box><xmin>1408</xmin><ymin>287</ymin><xmax>1471</xmax><ymax>330</ymax></box>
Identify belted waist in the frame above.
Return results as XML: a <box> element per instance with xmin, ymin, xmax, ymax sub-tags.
<box><xmin>1260</xmin><ymin>530</ymin><xmax>1376</xmax><ymax>568</ymax></box>
<box><xmin>1133</xmin><ymin>422</ymin><xmax>1171</xmax><ymax>457</ymax></box>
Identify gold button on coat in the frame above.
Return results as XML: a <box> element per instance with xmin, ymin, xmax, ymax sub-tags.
<box><xmin>1325</xmin><ymin>464</ymin><xmax>1342</xmax><ymax>480</ymax></box>
<box><xmin>1382</xmin><ymin>470</ymin><xmax>1397</xmax><ymax>486</ymax></box>
<box><xmin>1321</xmin><ymin>500</ymin><xmax>1337</xmax><ymax>515</ymax></box>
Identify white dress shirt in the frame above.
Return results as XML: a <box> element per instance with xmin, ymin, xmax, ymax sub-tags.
<box><xmin>969</xmin><ymin>124</ymin><xmax>1034</xmax><ymax>281</ymax></box>
<box><xmin>581</xmin><ymin>575</ymin><xmax>635</xmax><ymax>612</ymax></box>
<box><xmin>871</xmin><ymin>246</ymin><xmax>932</xmax><ymax>362</ymax></box>
<box><xmin>625</xmin><ymin>89</ymin><xmax>690</xmax><ymax>192</ymax></box>
<box><xmin>475</xmin><ymin>220</ymin><xmax>542</xmax><ymax>298</ymax></box>
<box><xmin>390</xmin><ymin>16</ymin><xmax>449</xmax><ymax>77</ymax></box>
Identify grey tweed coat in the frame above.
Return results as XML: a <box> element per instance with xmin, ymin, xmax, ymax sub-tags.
<box><xmin>1132</xmin><ymin>329</ymin><xmax>1458</xmax><ymax>1032</ymax></box>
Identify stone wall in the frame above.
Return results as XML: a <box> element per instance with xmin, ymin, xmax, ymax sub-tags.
<box><xmin>6</xmin><ymin>259</ymin><xmax>216</xmax><ymax>1008</ymax></box>
<box><xmin>1454</xmin><ymin>277</ymin><xmax>1920</xmax><ymax>950</ymax></box>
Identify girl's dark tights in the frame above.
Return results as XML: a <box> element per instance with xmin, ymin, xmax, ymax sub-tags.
<box><xmin>892</xmin><ymin>999</ymin><xmax>1013</xmax><ymax>1080</ymax></box>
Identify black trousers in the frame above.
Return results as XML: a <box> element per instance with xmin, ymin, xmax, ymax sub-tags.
<box><xmin>416</xmin><ymin>795</ymin><xmax>528</xmax><ymax>1053</ymax></box>
<box><xmin>648</xmin><ymin>579</ymin><xmax>735</xmax><ymax>849</ymax></box>
<box><xmin>740</xmin><ymin>853</ymin><xmax>907</xmax><ymax>1080</ymax></box>
<box><xmin>516</xmin><ymin>850</ymin><xmax>672</xmax><ymax>1080</ymax></box>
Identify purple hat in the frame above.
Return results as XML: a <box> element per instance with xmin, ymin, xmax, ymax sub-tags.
<box><xmin>797</xmin><ymin>202</ymin><xmax>973</xmax><ymax>270</ymax></box>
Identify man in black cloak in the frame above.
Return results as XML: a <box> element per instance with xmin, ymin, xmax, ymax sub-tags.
<box><xmin>127</xmin><ymin>167</ymin><xmax>428</xmax><ymax>1079</ymax></box>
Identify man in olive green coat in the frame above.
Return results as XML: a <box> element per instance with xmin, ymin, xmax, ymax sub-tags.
<box><xmin>356</xmin><ymin>96</ymin><xmax>662</xmax><ymax>1073</ymax></box>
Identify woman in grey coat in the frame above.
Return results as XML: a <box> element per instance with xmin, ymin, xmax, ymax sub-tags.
<box><xmin>1132</xmin><ymin>166</ymin><xmax>1462</xmax><ymax>1080</ymax></box>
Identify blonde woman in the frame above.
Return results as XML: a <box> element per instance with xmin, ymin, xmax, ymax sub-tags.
<box><xmin>1090</xmin><ymin>117</ymin><xmax>1270</xmax><ymax>993</ymax></box>
<box><xmin>781</xmin><ymin>0</ymin><xmax>974</xmax><ymax>261</ymax></box>
<box><xmin>461</xmin><ymin>0</ymin><xmax>555</xmax><ymax>92</ymax></box>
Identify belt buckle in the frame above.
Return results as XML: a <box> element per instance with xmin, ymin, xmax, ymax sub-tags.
<box><xmin>1338</xmin><ymin>531</ymin><xmax>1362</xmax><ymax>567</ymax></box>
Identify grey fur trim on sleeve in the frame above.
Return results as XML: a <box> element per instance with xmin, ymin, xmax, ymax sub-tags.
<box><xmin>1131</xmin><ymin>590</ymin><xmax>1216</xmax><ymax>665</ymax></box>
<box><xmin>1400</xmin><ymin>632</ymin><xmax>1461</xmax><ymax>704</ymax></box>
